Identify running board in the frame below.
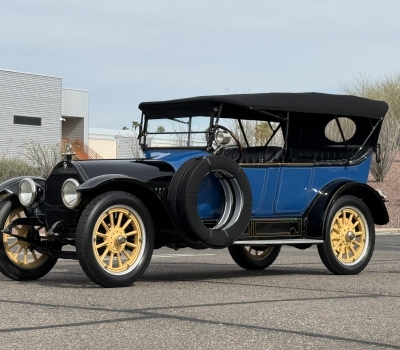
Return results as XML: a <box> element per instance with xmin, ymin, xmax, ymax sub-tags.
<box><xmin>233</xmin><ymin>239</ymin><xmax>323</xmax><ymax>245</ymax></box>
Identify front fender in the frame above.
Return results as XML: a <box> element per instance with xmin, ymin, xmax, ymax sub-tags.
<box><xmin>305</xmin><ymin>180</ymin><xmax>389</xmax><ymax>239</ymax></box>
<box><xmin>76</xmin><ymin>174</ymin><xmax>202</xmax><ymax>247</ymax></box>
<box><xmin>0</xmin><ymin>176</ymin><xmax>46</xmax><ymax>196</ymax></box>
<box><xmin>76</xmin><ymin>174</ymin><xmax>142</xmax><ymax>193</ymax></box>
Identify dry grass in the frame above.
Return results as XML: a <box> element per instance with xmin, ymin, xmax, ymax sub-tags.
<box><xmin>0</xmin><ymin>155</ymin><xmax>40</xmax><ymax>183</ymax></box>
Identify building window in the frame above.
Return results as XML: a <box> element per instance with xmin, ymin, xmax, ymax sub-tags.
<box><xmin>14</xmin><ymin>115</ymin><xmax>42</xmax><ymax>126</ymax></box>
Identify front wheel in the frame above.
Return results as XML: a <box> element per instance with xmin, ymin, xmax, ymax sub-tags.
<box><xmin>0</xmin><ymin>196</ymin><xmax>57</xmax><ymax>281</ymax></box>
<box><xmin>317</xmin><ymin>195</ymin><xmax>375</xmax><ymax>275</ymax></box>
<box><xmin>228</xmin><ymin>245</ymin><xmax>281</xmax><ymax>270</ymax></box>
<box><xmin>76</xmin><ymin>191</ymin><xmax>154</xmax><ymax>287</ymax></box>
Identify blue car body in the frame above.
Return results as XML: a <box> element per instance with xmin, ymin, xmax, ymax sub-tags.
<box><xmin>0</xmin><ymin>92</ymin><xmax>391</xmax><ymax>286</ymax></box>
<box><xmin>145</xmin><ymin>149</ymin><xmax>371</xmax><ymax>219</ymax></box>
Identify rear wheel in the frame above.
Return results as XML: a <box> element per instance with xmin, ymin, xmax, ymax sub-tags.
<box><xmin>228</xmin><ymin>245</ymin><xmax>281</xmax><ymax>270</ymax></box>
<box><xmin>76</xmin><ymin>191</ymin><xmax>154</xmax><ymax>287</ymax></box>
<box><xmin>0</xmin><ymin>196</ymin><xmax>57</xmax><ymax>281</ymax></box>
<box><xmin>317</xmin><ymin>195</ymin><xmax>375</xmax><ymax>275</ymax></box>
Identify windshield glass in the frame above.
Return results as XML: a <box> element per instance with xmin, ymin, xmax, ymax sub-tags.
<box><xmin>145</xmin><ymin>116</ymin><xmax>210</xmax><ymax>148</ymax></box>
<box><xmin>143</xmin><ymin>116</ymin><xmax>284</xmax><ymax>149</ymax></box>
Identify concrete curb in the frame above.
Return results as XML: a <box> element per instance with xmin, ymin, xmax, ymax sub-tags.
<box><xmin>376</xmin><ymin>228</ymin><xmax>400</xmax><ymax>235</ymax></box>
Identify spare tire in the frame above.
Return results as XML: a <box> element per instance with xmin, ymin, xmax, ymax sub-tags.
<box><xmin>167</xmin><ymin>156</ymin><xmax>252</xmax><ymax>248</ymax></box>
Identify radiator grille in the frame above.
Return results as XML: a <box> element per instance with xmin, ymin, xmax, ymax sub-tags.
<box><xmin>148</xmin><ymin>182</ymin><xmax>169</xmax><ymax>200</ymax></box>
<box><xmin>46</xmin><ymin>173</ymin><xmax>81</xmax><ymax>206</ymax></box>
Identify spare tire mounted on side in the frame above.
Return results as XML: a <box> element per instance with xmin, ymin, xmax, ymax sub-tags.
<box><xmin>167</xmin><ymin>156</ymin><xmax>252</xmax><ymax>248</ymax></box>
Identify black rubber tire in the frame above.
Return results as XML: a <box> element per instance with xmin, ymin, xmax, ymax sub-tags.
<box><xmin>166</xmin><ymin>157</ymin><xmax>200</xmax><ymax>241</ymax></box>
<box><xmin>76</xmin><ymin>191</ymin><xmax>154</xmax><ymax>288</ymax></box>
<box><xmin>168</xmin><ymin>156</ymin><xmax>252</xmax><ymax>248</ymax></box>
<box><xmin>0</xmin><ymin>196</ymin><xmax>57</xmax><ymax>281</ymax></box>
<box><xmin>317</xmin><ymin>195</ymin><xmax>375</xmax><ymax>275</ymax></box>
<box><xmin>228</xmin><ymin>245</ymin><xmax>281</xmax><ymax>270</ymax></box>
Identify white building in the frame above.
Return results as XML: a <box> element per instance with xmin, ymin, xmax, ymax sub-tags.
<box><xmin>89</xmin><ymin>128</ymin><xmax>141</xmax><ymax>159</ymax></box>
<box><xmin>0</xmin><ymin>69</ymin><xmax>88</xmax><ymax>157</ymax></box>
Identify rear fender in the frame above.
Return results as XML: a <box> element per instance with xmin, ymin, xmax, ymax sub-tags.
<box><xmin>305</xmin><ymin>180</ymin><xmax>388</xmax><ymax>239</ymax></box>
<box><xmin>332</xmin><ymin>182</ymin><xmax>389</xmax><ymax>225</ymax></box>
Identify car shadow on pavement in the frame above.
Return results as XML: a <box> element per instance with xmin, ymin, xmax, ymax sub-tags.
<box><xmin>0</xmin><ymin>257</ymin><xmax>331</xmax><ymax>288</ymax></box>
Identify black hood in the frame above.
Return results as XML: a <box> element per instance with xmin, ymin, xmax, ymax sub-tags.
<box><xmin>73</xmin><ymin>159</ymin><xmax>175</xmax><ymax>183</ymax></box>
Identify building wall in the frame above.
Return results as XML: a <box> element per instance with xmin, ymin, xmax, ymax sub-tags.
<box><xmin>89</xmin><ymin>128</ymin><xmax>144</xmax><ymax>159</ymax></box>
<box><xmin>62</xmin><ymin>88</ymin><xmax>89</xmax><ymax>144</ymax></box>
<box><xmin>89</xmin><ymin>138</ymin><xmax>117</xmax><ymax>159</ymax></box>
<box><xmin>117</xmin><ymin>135</ymin><xmax>142</xmax><ymax>158</ymax></box>
<box><xmin>117</xmin><ymin>135</ymin><xmax>132</xmax><ymax>158</ymax></box>
<box><xmin>0</xmin><ymin>70</ymin><xmax>62</xmax><ymax>158</ymax></box>
<box><xmin>62</xmin><ymin>117</ymin><xmax>85</xmax><ymax>141</ymax></box>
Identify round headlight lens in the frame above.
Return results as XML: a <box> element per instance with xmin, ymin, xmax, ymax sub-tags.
<box><xmin>19</xmin><ymin>178</ymin><xmax>37</xmax><ymax>207</ymax></box>
<box><xmin>61</xmin><ymin>179</ymin><xmax>81</xmax><ymax>209</ymax></box>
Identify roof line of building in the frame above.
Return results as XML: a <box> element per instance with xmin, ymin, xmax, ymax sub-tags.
<box><xmin>0</xmin><ymin>68</ymin><xmax>62</xmax><ymax>79</ymax></box>
<box><xmin>63</xmin><ymin>87</ymin><xmax>89</xmax><ymax>92</ymax></box>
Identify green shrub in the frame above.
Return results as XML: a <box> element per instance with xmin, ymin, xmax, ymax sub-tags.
<box><xmin>0</xmin><ymin>155</ymin><xmax>41</xmax><ymax>183</ymax></box>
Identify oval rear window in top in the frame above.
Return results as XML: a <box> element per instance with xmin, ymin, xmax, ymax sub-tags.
<box><xmin>325</xmin><ymin>117</ymin><xmax>356</xmax><ymax>143</ymax></box>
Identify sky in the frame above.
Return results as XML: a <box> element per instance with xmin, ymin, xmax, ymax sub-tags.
<box><xmin>1</xmin><ymin>0</ymin><xmax>399</xmax><ymax>129</ymax></box>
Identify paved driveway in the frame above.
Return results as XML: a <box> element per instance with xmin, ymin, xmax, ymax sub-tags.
<box><xmin>0</xmin><ymin>235</ymin><xmax>399</xmax><ymax>349</ymax></box>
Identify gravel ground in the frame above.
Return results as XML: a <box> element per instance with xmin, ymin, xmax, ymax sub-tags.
<box><xmin>368</xmin><ymin>153</ymin><xmax>400</xmax><ymax>228</ymax></box>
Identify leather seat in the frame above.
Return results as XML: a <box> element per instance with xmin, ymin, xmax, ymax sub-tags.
<box><xmin>289</xmin><ymin>145</ymin><xmax>373</xmax><ymax>163</ymax></box>
<box><xmin>225</xmin><ymin>146</ymin><xmax>282</xmax><ymax>163</ymax></box>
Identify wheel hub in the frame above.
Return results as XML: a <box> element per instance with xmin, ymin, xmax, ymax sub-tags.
<box><xmin>117</xmin><ymin>235</ymin><xmax>126</xmax><ymax>244</ymax></box>
<box><xmin>107</xmin><ymin>228</ymin><xmax>127</xmax><ymax>252</ymax></box>
<box><xmin>346</xmin><ymin>231</ymin><xmax>355</xmax><ymax>241</ymax></box>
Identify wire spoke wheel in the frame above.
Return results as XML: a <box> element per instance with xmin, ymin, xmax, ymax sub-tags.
<box><xmin>243</xmin><ymin>246</ymin><xmax>274</xmax><ymax>260</ymax></box>
<box><xmin>0</xmin><ymin>196</ymin><xmax>57</xmax><ymax>281</ymax></box>
<box><xmin>228</xmin><ymin>244</ymin><xmax>281</xmax><ymax>270</ymax></box>
<box><xmin>330</xmin><ymin>207</ymin><xmax>367</xmax><ymax>265</ymax></box>
<box><xmin>3</xmin><ymin>207</ymin><xmax>48</xmax><ymax>269</ymax></box>
<box><xmin>317</xmin><ymin>195</ymin><xmax>375</xmax><ymax>275</ymax></box>
<box><xmin>76</xmin><ymin>191</ymin><xmax>154</xmax><ymax>287</ymax></box>
<box><xmin>93</xmin><ymin>206</ymin><xmax>144</xmax><ymax>275</ymax></box>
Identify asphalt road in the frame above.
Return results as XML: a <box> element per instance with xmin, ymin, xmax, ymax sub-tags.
<box><xmin>0</xmin><ymin>235</ymin><xmax>399</xmax><ymax>350</ymax></box>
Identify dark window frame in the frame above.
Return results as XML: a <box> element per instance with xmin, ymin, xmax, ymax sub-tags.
<box><xmin>13</xmin><ymin>115</ymin><xmax>42</xmax><ymax>127</ymax></box>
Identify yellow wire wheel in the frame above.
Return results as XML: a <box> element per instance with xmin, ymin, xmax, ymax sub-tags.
<box><xmin>243</xmin><ymin>246</ymin><xmax>274</xmax><ymax>260</ymax></box>
<box><xmin>92</xmin><ymin>205</ymin><xmax>145</xmax><ymax>275</ymax></box>
<box><xmin>3</xmin><ymin>206</ymin><xmax>48</xmax><ymax>269</ymax></box>
<box><xmin>228</xmin><ymin>244</ymin><xmax>281</xmax><ymax>270</ymax></box>
<box><xmin>329</xmin><ymin>206</ymin><xmax>369</xmax><ymax>265</ymax></box>
<box><xmin>76</xmin><ymin>191</ymin><xmax>154</xmax><ymax>287</ymax></box>
<box><xmin>318</xmin><ymin>195</ymin><xmax>375</xmax><ymax>275</ymax></box>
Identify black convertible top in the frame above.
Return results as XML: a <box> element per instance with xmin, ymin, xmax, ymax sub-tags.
<box><xmin>139</xmin><ymin>92</ymin><xmax>388</xmax><ymax>120</ymax></box>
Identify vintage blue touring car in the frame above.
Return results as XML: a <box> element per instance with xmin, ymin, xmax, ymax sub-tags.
<box><xmin>0</xmin><ymin>93</ymin><xmax>389</xmax><ymax>287</ymax></box>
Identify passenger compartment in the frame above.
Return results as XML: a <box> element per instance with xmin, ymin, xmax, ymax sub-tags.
<box><xmin>289</xmin><ymin>145</ymin><xmax>373</xmax><ymax>164</ymax></box>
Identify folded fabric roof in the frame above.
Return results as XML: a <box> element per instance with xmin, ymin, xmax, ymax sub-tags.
<box><xmin>139</xmin><ymin>92</ymin><xmax>388</xmax><ymax>120</ymax></box>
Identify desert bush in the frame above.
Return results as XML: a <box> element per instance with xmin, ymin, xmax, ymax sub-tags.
<box><xmin>0</xmin><ymin>154</ymin><xmax>40</xmax><ymax>183</ymax></box>
<box><xmin>340</xmin><ymin>73</ymin><xmax>400</xmax><ymax>182</ymax></box>
<box><xmin>21</xmin><ymin>140</ymin><xmax>63</xmax><ymax>179</ymax></box>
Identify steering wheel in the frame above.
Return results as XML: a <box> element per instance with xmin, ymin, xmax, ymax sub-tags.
<box><xmin>213</xmin><ymin>125</ymin><xmax>243</xmax><ymax>162</ymax></box>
